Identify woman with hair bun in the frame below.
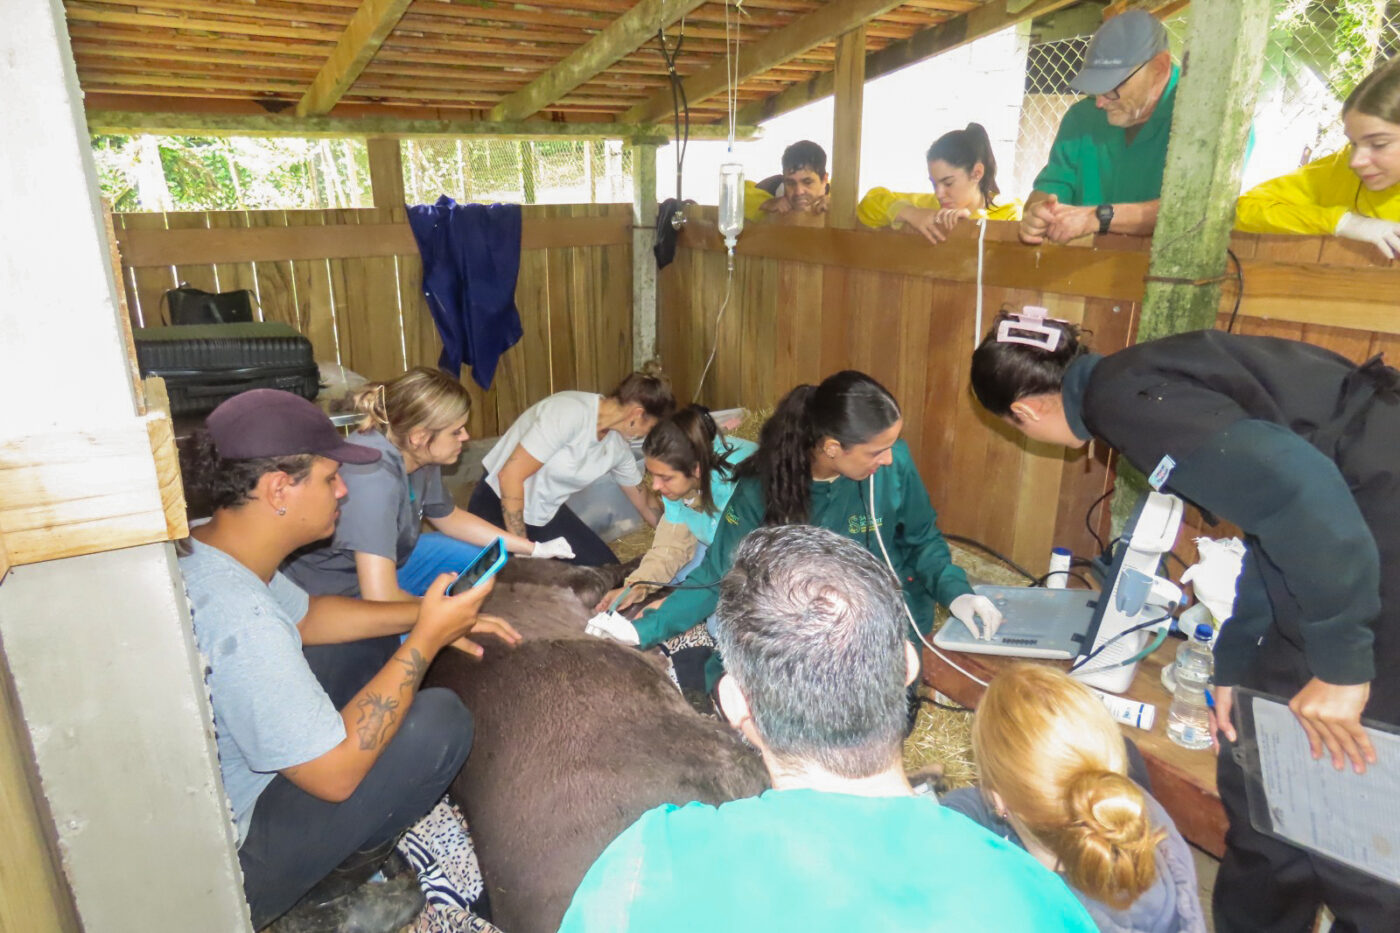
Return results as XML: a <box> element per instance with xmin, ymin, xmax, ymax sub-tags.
<box><xmin>1236</xmin><ymin>57</ymin><xmax>1400</xmax><ymax>259</ymax></box>
<box><xmin>942</xmin><ymin>664</ymin><xmax>1204</xmax><ymax>932</ymax></box>
<box><xmin>285</xmin><ymin>367</ymin><xmax>556</xmax><ymax>605</ymax></box>
<box><xmin>856</xmin><ymin>123</ymin><xmax>1022</xmax><ymax>245</ymax></box>
<box><xmin>596</xmin><ymin>405</ymin><xmax>756</xmax><ymax>613</ymax></box>
<box><xmin>968</xmin><ymin>311</ymin><xmax>1400</xmax><ymax>930</ymax></box>
<box><xmin>469</xmin><ymin>363</ymin><xmax>676</xmax><ymax>566</ymax></box>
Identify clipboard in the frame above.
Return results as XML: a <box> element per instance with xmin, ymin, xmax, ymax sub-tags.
<box><xmin>1231</xmin><ymin>687</ymin><xmax>1400</xmax><ymax>885</ymax></box>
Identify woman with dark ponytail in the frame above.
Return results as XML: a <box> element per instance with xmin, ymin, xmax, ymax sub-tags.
<box><xmin>857</xmin><ymin>123</ymin><xmax>1022</xmax><ymax>245</ymax></box>
<box><xmin>969</xmin><ymin>309</ymin><xmax>1400</xmax><ymax>931</ymax></box>
<box><xmin>596</xmin><ymin>406</ymin><xmax>757</xmax><ymax>613</ymax></box>
<box><xmin>607</xmin><ymin>371</ymin><xmax>999</xmax><ymax>691</ymax></box>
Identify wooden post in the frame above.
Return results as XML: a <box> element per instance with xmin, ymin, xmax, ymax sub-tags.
<box><xmin>1110</xmin><ymin>0</ymin><xmax>1271</xmax><ymax>529</ymax></box>
<box><xmin>829</xmin><ymin>26</ymin><xmax>867</xmax><ymax>229</ymax></box>
<box><xmin>1139</xmin><ymin>0</ymin><xmax>1270</xmax><ymax>341</ymax></box>
<box><xmin>631</xmin><ymin>141</ymin><xmax>659</xmax><ymax>368</ymax></box>
<box><xmin>366</xmin><ymin>136</ymin><xmax>405</xmax><ymax>208</ymax></box>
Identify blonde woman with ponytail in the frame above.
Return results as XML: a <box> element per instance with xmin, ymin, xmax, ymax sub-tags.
<box><xmin>285</xmin><ymin>367</ymin><xmax>569</xmax><ymax>607</ymax></box>
<box><xmin>942</xmin><ymin>665</ymin><xmax>1205</xmax><ymax>932</ymax></box>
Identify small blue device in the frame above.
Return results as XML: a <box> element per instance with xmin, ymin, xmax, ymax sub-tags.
<box><xmin>447</xmin><ymin>537</ymin><xmax>508</xmax><ymax>596</ymax></box>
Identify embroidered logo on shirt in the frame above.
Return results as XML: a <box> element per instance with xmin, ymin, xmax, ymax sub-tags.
<box><xmin>724</xmin><ymin>509</ymin><xmax>739</xmax><ymax>526</ymax></box>
<box><xmin>848</xmin><ymin>514</ymin><xmax>884</xmax><ymax>535</ymax></box>
<box><xmin>1148</xmin><ymin>455</ymin><xmax>1176</xmax><ymax>491</ymax></box>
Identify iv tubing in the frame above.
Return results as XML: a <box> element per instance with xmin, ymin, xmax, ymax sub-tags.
<box><xmin>973</xmin><ymin>214</ymin><xmax>987</xmax><ymax>351</ymax></box>
<box><xmin>693</xmin><ymin>262</ymin><xmax>735</xmax><ymax>403</ymax></box>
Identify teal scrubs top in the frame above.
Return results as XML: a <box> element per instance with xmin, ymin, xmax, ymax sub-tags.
<box><xmin>560</xmin><ymin>789</ymin><xmax>1097</xmax><ymax>933</ymax></box>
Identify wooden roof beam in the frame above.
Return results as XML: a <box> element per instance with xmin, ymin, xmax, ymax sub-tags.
<box><xmin>296</xmin><ymin>0</ymin><xmax>413</xmax><ymax>117</ymax></box>
<box><xmin>736</xmin><ymin>0</ymin><xmax>1078</xmax><ymax>126</ymax></box>
<box><xmin>85</xmin><ymin>109</ymin><xmax>758</xmax><ymax>143</ymax></box>
<box><xmin>490</xmin><ymin>0</ymin><xmax>708</xmax><ymax>122</ymax></box>
<box><xmin>621</xmin><ymin>0</ymin><xmax>909</xmax><ymax>124</ymax></box>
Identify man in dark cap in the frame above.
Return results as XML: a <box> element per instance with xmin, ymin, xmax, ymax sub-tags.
<box><xmin>1020</xmin><ymin>10</ymin><xmax>1177</xmax><ymax>245</ymax></box>
<box><xmin>179</xmin><ymin>389</ymin><xmax>518</xmax><ymax>931</ymax></box>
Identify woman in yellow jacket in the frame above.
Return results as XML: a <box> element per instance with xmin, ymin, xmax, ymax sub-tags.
<box><xmin>857</xmin><ymin>123</ymin><xmax>1022</xmax><ymax>245</ymax></box>
<box><xmin>1236</xmin><ymin>59</ymin><xmax>1400</xmax><ymax>259</ymax></box>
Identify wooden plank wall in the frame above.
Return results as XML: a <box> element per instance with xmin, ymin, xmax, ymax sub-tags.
<box><xmin>112</xmin><ymin>203</ymin><xmax>634</xmax><ymax>439</ymax></box>
<box><xmin>659</xmin><ymin>212</ymin><xmax>1400</xmax><ymax>574</ymax></box>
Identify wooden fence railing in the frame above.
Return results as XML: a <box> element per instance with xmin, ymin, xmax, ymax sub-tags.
<box><xmin>660</xmin><ymin>212</ymin><xmax>1400</xmax><ymax>572</ymax></box>
<box><xmin>112</xmin><ymin>203</ymin><xmax>635</xmax><ymax>439</ymax></box>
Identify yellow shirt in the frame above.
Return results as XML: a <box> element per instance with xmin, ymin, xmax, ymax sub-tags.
<box><xmin>856</xmin><ymin>188</ymin><xmax>1023</xmax><ymax>229</ymax></box>
<box><xmin>743</xmin><ymin>180</ymin><xmax>773</xmax><ymax>221</ymax></box>
<box><xmin>1234</xmin><ymin>148</ymin><xmax>1400</xmax><ymax>235</ymax></box>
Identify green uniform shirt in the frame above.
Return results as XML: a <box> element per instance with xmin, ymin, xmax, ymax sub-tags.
<box><xmin>632</xmin><ymin>439</ymin><xmax>972</xmax><ymax>648</ymax></box>
<box><xmin>1032</xmin><ymin>64</ymin><xmax>1180</xmax><ymax>206</ymax></box>
<box><xmin>560</xmin><ymin>789</ymin><xmax>1097</xmax><ymax>933</ymax></box>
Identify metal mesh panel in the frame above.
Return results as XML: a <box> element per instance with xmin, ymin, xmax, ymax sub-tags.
<box><xmin>401</xmin><ymin>138</ymin><xmax>634</xmax><ymax>206</ymax></box>
<box><xmin>1013</xmin><ymin>1</ymin><xmax>1400</xmax><ymax>199</ymax></box>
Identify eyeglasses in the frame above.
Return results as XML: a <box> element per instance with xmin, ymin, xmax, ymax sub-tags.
<box><xmin>1099</xmin><ymin>62</ymin><xmax>1148</xmax><ymax>101</ymax></box>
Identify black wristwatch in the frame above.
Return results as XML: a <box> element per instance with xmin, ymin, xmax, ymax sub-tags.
<box><xmin>1095</xmin><ymin>203</ymin><xmax>1114</xmax><ymax>235</ymax></box>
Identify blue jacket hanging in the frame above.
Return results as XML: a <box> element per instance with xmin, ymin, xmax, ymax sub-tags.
<box><xmin>407</xmin><ymin>196</ymin><xmax>524</xmax><ymax>389</ymax></box>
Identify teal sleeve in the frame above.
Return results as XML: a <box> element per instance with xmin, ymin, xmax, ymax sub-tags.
<box><xmin>892</xmin><ymin>445</ymin><xmax>973</xmax><ymax>624</ymax></box>
<box><xmin>632</xmin><ymin>483</ymin><xmax>761</xmax><ymax>648</ymax></box>
<box><xmin>1168</xmin><ymin>420</ymin><xmax>1380</xmax><ymax>685</ymax></box>
<box><xmin>557</xmin><ymin>810</ymin><xmax>660</xmax><ymax>931</ymax></box>
<box><xmin>1032</xmin><ymin>101</ymin><xmax>1088</xmax><ymax>205</ymax></box>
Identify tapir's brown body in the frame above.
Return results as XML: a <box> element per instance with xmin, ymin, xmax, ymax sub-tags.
<box><xmin>423</xmin><ymin>560</ymin><xmax>768</xmax><ymax>933</ymax></box>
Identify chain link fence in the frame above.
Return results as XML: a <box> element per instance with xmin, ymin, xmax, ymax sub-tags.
<box><xmin>1012</xmin><ymin>0</ymin><xmax>1400</xmax><ymax>199</ymax></box>
<box><xmin>401</xmin><ymin>138</ymin><xmax>633</xmax><ymax>206</ymax></box>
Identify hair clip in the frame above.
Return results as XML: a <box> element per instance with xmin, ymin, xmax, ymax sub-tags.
<box><xmin>996</xmin><ymin>306</ymin><xmax>1065</xmax><ymax>351</ymax></box>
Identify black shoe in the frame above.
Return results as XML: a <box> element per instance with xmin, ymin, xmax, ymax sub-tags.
<box><xmin>267</xmin><ymin>870</ymin><xmax>425</xmax><ymax>933</ymax></box>
<box><xmin>298</xmin><ymin>838</ymin><xmax>401</xmax><ymax>910</ymax></box>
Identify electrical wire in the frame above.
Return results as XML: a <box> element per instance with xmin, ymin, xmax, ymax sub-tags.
<box><xmin>1084</xmin><ymin>487</ymin><xmax>1112</xmax><ymax>553</ymax></box>
<box><xmin>942</xmin><ymin>534</ymin><xmax>1037</xmax><ymax>583</ymax></box>
<box><xmin>654</xmin><ymin>23</ymin><xmax>689</xmax><ymax>200</ymax></box>
<box><xmin>1068</xmin><ymin>613</ymin><xmax>1171</xmax><ymax>674</ymax></box>
<box><xmin>1223</xmin><ymin>247</ymin><xmax>1244</xmax><ymax>333</ymax></box>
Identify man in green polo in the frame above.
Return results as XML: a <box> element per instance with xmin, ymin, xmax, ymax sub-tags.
<box><xmin>1020</xmin><ymin>11</ymin><xmax>1176</xmax><ymax>245</ymax></box>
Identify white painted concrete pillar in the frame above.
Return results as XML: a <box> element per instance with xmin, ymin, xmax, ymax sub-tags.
<box><xmin>630</xmin><ymin>141</ymin><xmax>659</xmax><ymax>368</ymax></box>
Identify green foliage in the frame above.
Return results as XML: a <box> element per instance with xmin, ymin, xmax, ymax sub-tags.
<box><xmin>1269</xmin><ymin>0</ymin><xmax>1395</xmax><ymax>99</ymax></box>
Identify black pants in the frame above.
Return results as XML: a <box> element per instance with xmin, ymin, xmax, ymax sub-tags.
<box><xmin>467</xmin><ymin>480</ymin><xmax>617</xmax><ymax>566</ymax></box>
<box><xmin>238</xmin><ymin>689</ymin><xmax>473</xmax><ymax>928</ymax></box>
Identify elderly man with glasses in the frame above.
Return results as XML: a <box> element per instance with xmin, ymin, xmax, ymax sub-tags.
<box><xmin>1019</xmin><ymin>11</ymin><xmax>1178</xmax><ymax>245</ymax></box>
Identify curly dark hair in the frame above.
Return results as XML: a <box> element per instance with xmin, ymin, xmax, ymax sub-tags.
<box><xmin>180</xmin><ymin>429</ymin><xmax>316</xmax><ymax>514</ymax></box>
<box><xmin>736</xmin><ymin>371</ymin><xmax>900</xmax><ymax>526</ymax></box>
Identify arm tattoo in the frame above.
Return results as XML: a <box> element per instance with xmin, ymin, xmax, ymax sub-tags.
<box><xmin>353</xmin><ymin>693</ymin><xmax>400</xmax><ymax>751</ymax></box>
<box><xmin>503</xmin><ymin>507</ymin><xmax>527</xmax><ymax>538</ymax></box>
<box><xmin>393</xmin><ymin>648</ymin><xmax>428</xmax><ymax>689</ymax></box>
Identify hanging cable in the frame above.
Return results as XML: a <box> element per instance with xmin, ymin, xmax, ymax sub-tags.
<box><xmin>973</xmin><ymin>214</ymin><xmax>988</xmax><ymax>349</ymax></box>
<box><xmin>692</xmin><ymin>268</ymin><xmax>734</xmax><ymax>402</ymax></box>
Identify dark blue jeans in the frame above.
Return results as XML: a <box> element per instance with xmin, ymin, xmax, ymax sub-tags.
<box><xmin>237</xmin><ymin>689</ymin><xmax>473</xmax><ymax>928</ymax></box>
<box><xmin>466</xmin><ymin>480</ymin><xmax>617</xmax><ymax>566</ymax></box>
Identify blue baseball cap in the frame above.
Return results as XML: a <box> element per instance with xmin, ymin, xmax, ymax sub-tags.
<box><xmin>1070</xmin><ymin>11</ymin><xmax>1169</xmax><ymax>95</ymax></box>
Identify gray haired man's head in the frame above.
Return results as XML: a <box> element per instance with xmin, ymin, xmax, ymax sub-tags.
<box><xmin>714</xmin><ymin>525</ymin><xmax>909</xmax><ymax>778</ymax></box>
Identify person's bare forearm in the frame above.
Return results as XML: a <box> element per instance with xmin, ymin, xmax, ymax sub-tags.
<box><xmin>299</xmin><ymin>595</ymin><xmax>418</xmax><ymax>645</ymax></box>
<box><xmin>1107</xmin><ymin>199</ymin><xmax>1160</xmax><ymax>236</ymax></box>
<box><xmin>430</xmin><ymin>507</ymin><xmax>534</xmax><ymax>555</ymax></box>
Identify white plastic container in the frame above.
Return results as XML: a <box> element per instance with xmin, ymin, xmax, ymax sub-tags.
<box><xmin>1046</xmin><ymin>546</ymin><xmax>1073</xmax><ymax>589</ymax></box>
<box><xmin>1089</xmin><ymin>688</ymin><xmax>1157</xmax><ymax>731</ymax></box>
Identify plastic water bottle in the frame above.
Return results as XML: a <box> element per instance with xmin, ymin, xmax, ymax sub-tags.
<box><xmin>1167</xmin><ymin>623</ymin><xmax>1214</xmax><ymax>749</ymax></box>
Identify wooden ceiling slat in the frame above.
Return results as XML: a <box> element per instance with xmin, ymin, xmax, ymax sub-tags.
<box><xmin>296</xmin><ymin>0</ymin><xmax>414</xmax><ymax>116</ymax></box>
<box><xmin>77</xmin><ymin>0</ymin><xmax>353</xmax><ymax>28</ymax></box>
<box><xmin>63</xmin><ymin>7</ymin><xmax>345</xmax><ymax>42</ymax></box>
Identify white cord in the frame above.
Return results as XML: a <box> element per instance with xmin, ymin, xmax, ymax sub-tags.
<box><xmin>692</xmin><ymin>263</ymin><xmax>735</xmax><ymax>403</ymax></box>
<box><xmin>973</xmin><ymin>213</ymin><xmax>987</xmax><ymax>351</ymax></box>
<box><xmin>724</xmin><ymin>1</ymin><xmax>740</xmax><ymax>150</ymax></box>
<box><xmin>867</xmin><ymin>473</ymin><xmax>990</xmax><ymax>689</ymax></box>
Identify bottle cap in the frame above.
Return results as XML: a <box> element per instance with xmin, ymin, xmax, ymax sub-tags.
<box><xmin>1194</xmin><ymin>622</ymin><xmax>1214</xmax><ymax>641</ymax></box>
<box><xmin>1051</xmin><ymin>546</ymin><xmax>1072</xmax><ymax>556</ymax></box>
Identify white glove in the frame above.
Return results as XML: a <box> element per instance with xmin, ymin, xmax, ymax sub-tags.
<box><xmin>584</xmin><ymin>610</ymin><xmax>640</xmax><ymax>646</ymax></box>
<box><xmin>1180</xmin><ymin>536</ymin><xmax>1246</xmax><ymax>624</ymax></box>
<box><xmin>530</xmin><ymin>537</ymin><xmax>576</xmax><ymax>560</ymax></box>
<box><xmin>948</xmin><ymin>593</ymin><xmax>1003</xmax><ymax>641</ymax></box>
<box><xmin>1335</xmin><ymin>212</ymin><xmax>1400</xmax><ymax>260</ymax></box>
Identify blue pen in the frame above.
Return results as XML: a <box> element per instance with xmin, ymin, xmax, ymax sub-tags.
<box><xmin>1204</xmin><ymin>689</ymin><xmax>1215</xmax><ymax>710</ymax></box>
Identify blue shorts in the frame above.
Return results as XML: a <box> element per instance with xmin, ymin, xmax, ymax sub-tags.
<box><xmin>396</xmin><ymin>533</ymin><xmax>485</xmax><ymax>597</ymax></box>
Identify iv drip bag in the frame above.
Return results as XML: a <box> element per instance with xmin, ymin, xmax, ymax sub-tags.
<box><xmin>718</xmin><ymin>163</ymin><xmax>745</xmax><ymax>242</ymax></box>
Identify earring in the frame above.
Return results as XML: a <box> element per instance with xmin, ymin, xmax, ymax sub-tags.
<box><xmin>276</xmin><ymin>507</ymin><xmax>287</xmax><ymax>516</ymax></box>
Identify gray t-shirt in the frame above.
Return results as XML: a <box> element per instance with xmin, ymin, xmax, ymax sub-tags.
<box><xmin>283</xmin><ymin>429</ymin><xmax>455</xmax><ymax>596</ymax></box>
<box><xmin>181</xmin><ymin>539</ymin><xmax>346</xmax><ymax>847</ymax></box>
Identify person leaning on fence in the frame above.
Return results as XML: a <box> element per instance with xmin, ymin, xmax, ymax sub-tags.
<box><xmin>1019</xmin><ymin>11</ymin><xmax>1177</xmax><ymax>246</ymax></box>
<box><xmin>743</xmin><ymin>140</ymin><xmax>831</xmax><ymax>219</ymax></box>
<box><xmin>1235</xmin><ymin>56</ymin><xmax>1400</xmax><ymax>259</ymax></box>
<box><xmin>560</xmin><ymin>525</ymin><xmax>1097</xmax><ymax>933</ymax></box>
<box><xmin>177</xmin><ymin>389</ymin><xmax>520</xmax><ymax>931</ymax></box>
<box><xmin>857</xmin><ymin>122</ymin><xmax>1023</xmax><ymax>245</ymax></box>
